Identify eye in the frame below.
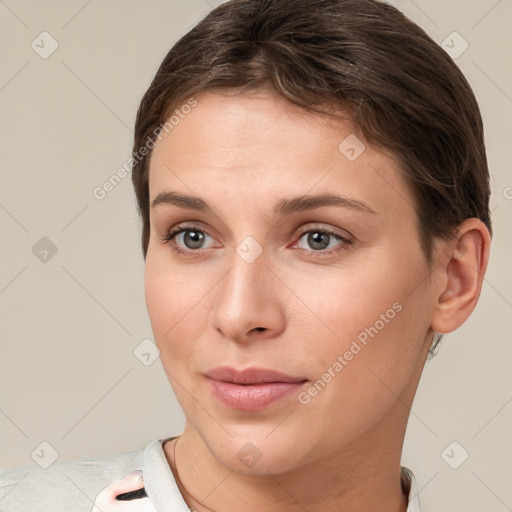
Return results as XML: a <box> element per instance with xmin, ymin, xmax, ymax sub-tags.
<box><xmin>161</xmin><ymin>223</ymin><xmax>217</xmax><ymax>256</ymax></box>
<box><xmin>161</xmin><ymin>223</ymin><xmax>352</xmax><ymax>258</ymax></box>
<box><xmin>293</xmin><ymin>226</ymin><xmax>352</xmax><ymax>256</ymax></box>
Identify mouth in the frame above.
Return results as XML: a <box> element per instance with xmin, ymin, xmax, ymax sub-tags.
<box><xmin>204</xmin><ymin>366</ymin><xmax>308</xmax><ymax>411</ymax></box>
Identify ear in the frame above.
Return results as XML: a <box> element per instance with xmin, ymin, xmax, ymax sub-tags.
<box><xmin>430</xmin><ymin>218</ymin><xmax>491</xmax><ymax>334</ymax></box>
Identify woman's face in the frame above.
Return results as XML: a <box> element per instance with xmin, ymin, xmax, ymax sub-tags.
<box><xmin>145</xmin><ymin>89</ymin><xmax>439</xmax><ymax>474</ymax></box>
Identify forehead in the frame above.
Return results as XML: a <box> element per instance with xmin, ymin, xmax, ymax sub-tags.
<box><xmin>150</xmin><ymin>89</ymin><xmax>356</xmax><ymax>170</ymax></box>
<box><xmin>147</xmin><ymin>90</ymin><xmax>415</xmax><ymax>222</ymax></box>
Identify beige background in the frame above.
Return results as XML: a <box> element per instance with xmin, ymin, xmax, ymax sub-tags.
<box><xmin>1</xmin><ymin>0</ymin><xmax>511</xmax><ymax>509</ymax></box>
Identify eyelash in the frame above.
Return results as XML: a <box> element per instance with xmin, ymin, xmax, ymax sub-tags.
<box><xmin>161</xmin><ymin>223</ymin><xmax>353</xmax><ymax>258</ymax></box>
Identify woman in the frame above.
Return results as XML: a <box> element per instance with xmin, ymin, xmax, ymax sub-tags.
<box><xmin>0</xmin><ymin>0</ymin><xmax>492</xmax><ymax>510</ymax></box>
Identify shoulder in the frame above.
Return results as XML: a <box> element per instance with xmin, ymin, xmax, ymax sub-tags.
<box><xmin>0</xmin><ymin>444</ymin><xmax>145</xmax><ymax>512</ymax></box>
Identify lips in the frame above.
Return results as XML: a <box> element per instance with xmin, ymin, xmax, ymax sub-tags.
<box><xmin>204</xmin><ymin>366</ymin><xmax>307</xmax><ymax>411</ymax></box>
<box><xmin>205</xmin><ymin>366</ymin><xmax>306</xmax><ymax>384</ymax></box>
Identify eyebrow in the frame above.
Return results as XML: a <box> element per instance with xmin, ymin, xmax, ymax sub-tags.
<box><xmin>150</xmin><ymin>191</ymin><xmax>377</xmax><ymax>215</ymax></box>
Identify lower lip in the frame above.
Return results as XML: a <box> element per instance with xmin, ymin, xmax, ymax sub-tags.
<box><xmin>208</xmin><ymin>379</ymin><xmax>306</xmax><ymax>411</ymax></box>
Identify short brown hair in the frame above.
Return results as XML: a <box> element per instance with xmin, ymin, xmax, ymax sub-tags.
<box><xmin>131</xmin><ymin>0</ymin><xmax>492</xmax><ymax>264</ymax></box>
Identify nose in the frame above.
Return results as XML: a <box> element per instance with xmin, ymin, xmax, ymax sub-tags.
<box><xmin>210</xmin><ymin>246</ymin><xmax>286</xmax><ymax>344</ymax></box>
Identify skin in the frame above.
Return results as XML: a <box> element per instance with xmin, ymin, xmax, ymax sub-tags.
<box><xmin>144</xmin><ymin>87</ymin><xmax>490</xmax><ymax>512</ymax></box>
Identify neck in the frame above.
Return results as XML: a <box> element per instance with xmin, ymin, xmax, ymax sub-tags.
<box><xmin>164</xmin><ymin>406</ymin><xmax>410</xmax><ymax>512</ymax></box>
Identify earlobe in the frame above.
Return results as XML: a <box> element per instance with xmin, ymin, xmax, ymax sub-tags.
<box><xmin>431</xmin><ymin>218</ymin><xmax>491</xmax><ymax>334</ymax></box>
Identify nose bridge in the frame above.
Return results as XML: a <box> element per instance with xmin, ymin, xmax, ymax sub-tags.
<box><xmin>220</xmin><ymin>241</ymin><xmax>269</xmax><ymax>312</ymax></box>
<box><xmin>211</xmin><ymin>237</ymin><xmax>284</xmax><ymax>341</ymax></box>
<box><xmin>219</xmin><ymin>229</ymin><xmax>268</xmax><ymax>293</ymax></box>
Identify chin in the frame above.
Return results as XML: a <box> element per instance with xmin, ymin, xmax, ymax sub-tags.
<box><xmin>197</xmin><ymin>425</ymin><xmax>314</xmax><ymax>476</ymax></box>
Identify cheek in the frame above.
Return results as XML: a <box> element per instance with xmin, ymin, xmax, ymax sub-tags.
<box><xmin>289</xmin><ymin>259</ymin><xmax>431</xmax><ymax>424</ymax></box>
<box><xmin>285</xmin><ymin>249</ymin><xmax>430</xmax><ymax>374</ymax></box>
<box><xmin>144</xmin><ymin>248</ymin><xmax>221</xmax><ymax>368</ymax></box>
<box><xmin>283</xmin><ymin>254</ymin><xmax>426</xmax><ymax>353</ymax></box>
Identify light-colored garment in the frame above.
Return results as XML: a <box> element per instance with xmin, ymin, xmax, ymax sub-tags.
<box><xmin>0</xmin><ymin>437</ymin><xmax>421</xmax><ymax>511</ymax></box>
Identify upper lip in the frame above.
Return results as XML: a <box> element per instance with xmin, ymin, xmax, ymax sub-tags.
<box><xmin>205</xmin><ymin>366</ymin><xmax>307</xmax><ymax>385</ymax></box>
